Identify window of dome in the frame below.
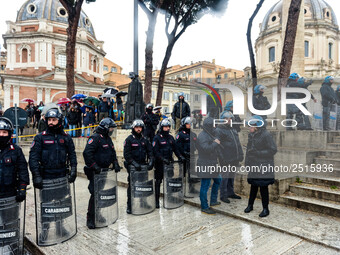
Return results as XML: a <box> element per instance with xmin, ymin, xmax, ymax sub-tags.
<box><xmin>57</xmin><ymin>7</ymin><xmax>68</xmax><ymax>17</ymax></box>
<box><xmin>271</xmin><ymin>16</ymin><xmax>277</xmax><ymax>22</ymax></box>
<box><xmin>326</xmin><ymin>11</ymin><xmax>330</xmax><ymax>18</ymax></box>
<box><xmin>304</xmin><ymin>9</ymin><xmax>307</xmax><ymax>14</ymax></box>
<box><xmin>27</xmin><ymin>4</ymin><xmax>37</xmax><ymax>14</ymax></box>
<box><xmin>85</xmin><ymin>17</ymin><xmax>91</xmax><ymax>27</ymax></box>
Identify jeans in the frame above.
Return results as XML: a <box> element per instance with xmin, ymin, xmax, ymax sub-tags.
<box><xmin>200</xmin><ymin>177</ymin><xmax>221</xmax><ymax>209</ymax></box>
<box><xmin>69</xmin><ymin>124</ymin><xmax>76</xmax><ymax>137</ymax></box>
<box><xmin>81</xmin><ymin>125</ymin><xmax>91</xmax><ymax>137</ymax></box>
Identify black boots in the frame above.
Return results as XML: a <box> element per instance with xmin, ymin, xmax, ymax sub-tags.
<box><xmin>244</xmin><ymin>205</ymin><xmax>253</xmax><ymax>213</ymax></box>
<box><xmin>259</xmin><ymin>208</ymin><xmax>270</xmax><ymax>217</ymax></box>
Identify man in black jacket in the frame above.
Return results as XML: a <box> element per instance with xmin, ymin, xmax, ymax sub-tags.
<box><xmin>141</xmin><ymin>104</ymin><xmax>159</xmax><ymax>143</ymax></box>
<box><xmin>153</xmin><ymin>119</ymin><xmax>185</xmax><ymax>208</ymax></box>
<box><xmin>172</xmin><ymin>92</ymin><xmax>190</xmax><ymax>132</ymax></box>
<box><xmin>83</xmin><ymin>118</ymin><xmax>121</xmax><ymax>229</ymax></box>
<box><xmin>98</xmin><ymin>97</ymin><xmax>110</xmax><ymax>121</ymax></box>
<box><xmin>0</xmin><ymin>117</ymin><xmax>29</xmax><ymax>201</ymax></box>
<box><xmin>123</xmin><ymin>120</ymin><xmax>154</xmax><ymax>213</ymax></box>
<box><xmin>320</xmin><ymin>76</ymin><xmax>337</xmax><ymax>131</ymax></box>
<box><xmin>253</xmin><ymin>85</ymin><xmax>271</xmax><ymax>121</ymax></box>
<box><xmin>215</xmin><ymin>111</ymin><xmax>243</xmax><ymax>203</ymax></box>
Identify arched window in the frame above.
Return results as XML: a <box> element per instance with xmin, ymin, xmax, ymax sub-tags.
<box><xmin>93</xmin><ymin>59</ymin><xmax>97</xmax><ymax>73</ymax></box>
<box><xmin>329</xmin><ymin>43</ymin><xmax>333</xmax><ymax>60</ymax></box>
<box><xmin>304</xmin><ymin>41</ymin><xmax>309</xmax><ymax>57</ymax></box>
<box><xmin>22</xmin><ymin>49</ymin><xmax>28</xmax><ymax>63</ymax></box>
<box><xmin>269</xmin><ymin>47</ymin><xmax>275</xmax><ymax>62</ymax></box>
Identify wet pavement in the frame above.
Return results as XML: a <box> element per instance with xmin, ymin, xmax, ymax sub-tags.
<box><xmin>23</xmin><ymin>176</ymin><xmax>339</xmax><ymax>255</ymax></box>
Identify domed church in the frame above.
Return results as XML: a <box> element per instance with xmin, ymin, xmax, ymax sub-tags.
<box><xmin>1</xmin><ymin>0</ymin><xmax>106</xmax><ymax>109</ymax></box>
<box><xmin>255</xmin><ymin>0</ymin><xmax>340</xmax><ymax>79</ymax></box>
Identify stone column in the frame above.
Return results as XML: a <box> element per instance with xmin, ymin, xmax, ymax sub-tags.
<box><xmin>13</xmin><ymin>85</ymin><xmax>20</xmax><ymax>106</ymax></box>
<box><xmin>37</xmin><ymin>87</ymin><xmax>43</xmax><ymax>103</ymax></box>
<box><xmin>4</xmin><ymin>84</ymin><xmax>11</xmax><ymax>110</ymax></box>
<box><xmin>45</xmin><ymin>88</ymin><xmax>51</xmax><ymax>103</ymax></box>
<box><xmin>282</xmin><ymin>0</ymin><xmax>305</xmax><ymax>76</ymax></box>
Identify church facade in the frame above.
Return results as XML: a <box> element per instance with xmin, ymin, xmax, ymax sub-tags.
<box><xmin>1</xmin><ymin>0</ymin><xmax>107</xmax><ymax>110</ymax></box>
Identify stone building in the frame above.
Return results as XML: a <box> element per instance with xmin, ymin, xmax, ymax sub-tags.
<box><xmin>1</xmin><ymin>0</ymin><xmax>107</xmax><ymax>110</ymax></box>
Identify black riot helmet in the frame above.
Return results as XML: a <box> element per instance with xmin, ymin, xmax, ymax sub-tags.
<box><xmin>45</xmin><ymin>108</ymin><xmax>64</xmax><ymax>131</ymax></box>
<box><xmin>0</xmin><ymin>117</ymin><xmax>14</xmax><ymax>146</ymax></box>
<box><xmin>97</xmin><ymin>118</ymin><xmax>117</xmax><ymax>136</ymax></box>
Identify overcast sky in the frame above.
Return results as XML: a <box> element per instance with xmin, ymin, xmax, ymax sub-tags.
<box><xmin>1</xmin><ymin>0</ymin><xmax>340</xmax><ymax>74</ymax></box>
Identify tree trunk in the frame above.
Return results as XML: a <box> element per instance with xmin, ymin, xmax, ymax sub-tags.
<box><xmin>144</xmin><ymin>11</ymin><xmax>158</xmax><ymax>104</ymax></box>
<box><xmin>66</xmin><ymin>16</ymin><xmax>77</xmax><ymax>98</ymax></box>
<box><xmin>156</xmin><ymin>41</ymin><xmax>175</xmax><ymax>106</ymax></box>
<box><xmin>278</xmin><ymin>0</ymin><xmax>302</xmax><ymax>93</ymax></box>
<box><xmin>247</xmin><ymin>0</ymin><xmax>265</xmax><ymax>88</ymax></box>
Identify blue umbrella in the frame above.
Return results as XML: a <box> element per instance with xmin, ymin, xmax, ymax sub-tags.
<box><xmin>71</xmin><ymin>94</ymin><xmax>87</xmax><ymax>100</ymax></box>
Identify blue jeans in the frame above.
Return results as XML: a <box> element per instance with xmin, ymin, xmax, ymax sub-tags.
<box><xmin>200</xmin><ymin>177</ymin><xmax>222</xmax><ymax>209</ymax></box>
<box><xmin>69</xmin><ymin>124</ymin><xmax>76</xmax><ymax>137</ymax></box>
<box><xmin>81</xmin><ymin>125</ymin><xmax>91</xmax><ymax>137</ymax></box>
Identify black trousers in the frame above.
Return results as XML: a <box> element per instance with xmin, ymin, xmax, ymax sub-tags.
<box><xmin>248</xmin><ymin>185</ymin><xmax>269</xmax><ymax>209</ymax></box>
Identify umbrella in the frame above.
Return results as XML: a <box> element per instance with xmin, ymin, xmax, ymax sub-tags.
<box><xmin>116</xmin><ymin>91</ymin><xmax>128</xmax><ymax>97</ymax></box>
<box><xmin>154</xmin><ymin>106</ymin><xmax>162</xmax><ymax>111</ymax></box>
<box><xmin>83</xmin><ymin>96</ymin><xmax>100</xmax><ymax>106</ymax></box>
<box><xmin>42</xmin><ymin>103</ymin><xmax>59</xmax><ymax>115</ymax></box>
<box><xmin>21</xmin><ymin>98</ymin><xmax>35</xmax><ymax>103</ymax></box>
<box><xmin>38</xmin><ymin>106</ymin><xmax>44</xmax><ymax>111</ymax></box>
<box><xmin>103</xmin><ymin>88</ymin><xmax>118</xmax><ymax>97</ymax></box>
<box><xmin>71</xmin><ymin>94</ymin><xmax>87</xmax><ymax>100</ymax></box>
<box><xmin>57</xmin><ymin>97</ymin><xmax>71</xmax><ymax>105</ymax></box>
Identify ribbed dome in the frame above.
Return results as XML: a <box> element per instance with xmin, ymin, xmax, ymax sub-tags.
<box><xmin>17</xmin><ymin>0</ymin><xmax>95</xmax><ymax>37</ymax></box>
<box><xmin>261</xmin><ymin>0</ymin><xmax>338</xmax><ymax>32</ymax></box>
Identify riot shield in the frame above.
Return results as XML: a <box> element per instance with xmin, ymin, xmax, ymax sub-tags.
<box><xmin>184</xmin><ymin>155</ymin><xmax>200</xmax><ymax>198</ymax></box>
<box><xmin>34</xmin><ymin>177</ymin><xmax>77</xmax><ymax>246</ymax></box>
<box><xmin>330</xmin><ymin>104</ymin><xmax>337</xmax><ymax>130</ymax></box>
<box><xmin>313</xmin><ymin>103</ymin><xmax>323</xmax><ymax>130</ymax></box>
<box><xmin>94</xmin><ymin>169</ymin><xmax>118</xmax><ymax>228</ymax></box>
<box><xmin>130</xmin><ymin>165</ymin><xmax>155</xmax><ymax>215</ymax></box>
<box><xmin>0</xmin><ymin>197</ymin><xmax>25</xmax><ymax>255</ymax></box>
<box><xmin>163</xmin><ymin>161</ymin><xmax>184</xmax><ymax>209</ymax></box>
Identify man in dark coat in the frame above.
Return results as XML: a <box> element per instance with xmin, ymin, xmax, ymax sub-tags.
<box><xmin>244</xmin><ymin>115</ymin><xmax>277</xmax><ymax>218</ymax></box>
<box><xmin>320</xmin><ymin>76</ymin><xmax>337</xmax><ymax>131</ymax></box>
<box><xmin>253</xmin><ymin>85</ymin><xmax>271</xmax><ymax>120</ymax></box>
<box><xmin>215</xmin><ymin>111</ymin><xmax>243</xmax><ymax>203</ymax></box>
<box><xmin>98</xmin><ymin>97</ymin><xmax>110</xmax><ymax>121</ymax></box>
<box><xmin>141</xmin><ymin>104</ymin><xmax>159</xmax><ymax>143</ymax></box>
<box><xmin>196</xmin><ymin>117</ymin><xmax>222</xmax><ymax>215</ymax></box>
<box><xmin>172</xmin><ymin>92</ymin><xmax>190</xmax><ymax>132</ymax></box>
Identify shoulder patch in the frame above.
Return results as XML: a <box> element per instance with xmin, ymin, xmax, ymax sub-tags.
<box><xmin>9</xmin><ymin>145</ymin><xmax>15</xmax><ymax>150</ymax></box>
<box><xmin>42</xmin><ymin>131</ymin><xmax>47</xmax><ymax>135</ymax></box>
<box><xmin>88</xmin><ymin>138</ymin><xmax>94</xmax><ymax>144</ymax></box>
<box><xmin>31</xmin><ymin>141</ymin><xmax>35</xmax><ymax>148</ymax></box>
<box><xmin>176</xmin><ymin>134</ymin><xmax>179</xmax><ymax>139</ymax></box>
<box><xmin>152</xmin><ymin>141</ymin><xmax>156</xmax><ymax>147</ymax></box>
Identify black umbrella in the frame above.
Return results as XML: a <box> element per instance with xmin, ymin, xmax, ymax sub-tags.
<box><xmin>116</xmin><ymin>91</ymin><xmax>128</xmax><ymax>97</ymax></box>
<box><xmin>103</xmin><ymin>88</ymin><xmax>118</xmax><ymax>97</ymax></box>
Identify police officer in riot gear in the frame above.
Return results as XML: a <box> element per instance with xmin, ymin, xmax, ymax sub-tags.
<box><xmin>123</xmin><ymin>119</ymin><xmax>154</xmax><ymax>214</ymax></box>
<box><xmin>29</xmin><ymin>108</ymin><xmax>77</xmax><ymax>238</ymax></box>
<box><xmin>0</xmin><ymin>117</ymin><xmax>29</xmax><ymax>201</ymax></box>
<box><xmin>141</xmin><ymin>104</ymin><xmax>159</xmax><ymax>143</ymax></box>
<box><xmin>175</xmin><ymin>117</ymin><xmax>198</xmax><ymax>194</ymax></box>
<box><xmin>286</xmin><ymin>72</ymin><xmax>305</xmax><ymax>130</ymax></box>
<box><xmin>320</xmin><ymin>76</ymin><xmax>337</xmax><ymax>131</ymax></box>
<box><xmin>83</xmin><ymin>118</ymin><xmax>121</xmax><ymax>229</ymax></box>
<box><xmin>253</xmin><ymin>85</ymin><xmax>271</xmax><ymax>120</ymax></box>
<box><xmin>298</xmin><ymin>77</ymin><xmax>316</xmax><ymax>130</ymax></box>
<box><xmin>221</xmin><ymin>101</ymin><xmax>242</xmax><ymax>133</ymax></box>
<box><xmin>153</xmin><ymin>119</ymin><xmax>185</xmax><ymax>208</ymax></box>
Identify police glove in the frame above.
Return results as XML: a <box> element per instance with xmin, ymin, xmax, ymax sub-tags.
<box><xmin>147</xmin><ymin>158</ymin><xmax>154</xmax><ymax>170</ymax></box>
<box><xmin>33</xmin><ymin>175</ymin><xmax>43</xmax><ymax>190</ymax></box>
<box><xmin>93</xmin><ymin>164</ymin><xmax>102</xmax><ymax>174</ymax></box>
<box><xmin>68</xmin><ymin>167</ymin><xmax>77</xmax><ymax>183</ymax></box>
<box><xmin>162</xmin><ymin>158</ymin><xmax>170</xmax><ymax>165</ymax></box>
<box><xmin>131</xmin><ymin>161</ymin><xmax>142</xmax><ymax>171</ymax></box>
<box><xmin>16</xmin><ymin>185</ymin><xmax>26</xmax><ymax>202</ymax></box>
<box><xmin>114</xmin><ymin>161</ymin><xmax>121</xmax><ymax>173</ymax></box>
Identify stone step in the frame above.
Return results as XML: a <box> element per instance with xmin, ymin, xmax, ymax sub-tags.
<box><xmin>299</xmin><ymin>176</ymin><xmax>340</xmax><ymax>187</ymax></box>
<box><xmin>279</xmin><ymin>194</ymin><xmax>340</xmax><ymax>218</ymax></box>
<box><xmin>326</xmin><ymin>143</ymin><xmax>340</xmax><ymax>150</ymax></box>
<box><xmin>315</xmin><ymin>157</ymin><xmax>340</xmax><ymax>169</ymax></box>
<box><xmin>320</xmin><ymin>150</ymin><xmax>340</xmax><ymax>159</ymax></box>
<box><xmin>289</xmin><ymin>183</ymin><xmax>340</xmax><ymax>203</ymax></box>
<box><xmin>333</xmin><ymin>136</ymin><xmax>340</xmax><ymax>143</ymax></box>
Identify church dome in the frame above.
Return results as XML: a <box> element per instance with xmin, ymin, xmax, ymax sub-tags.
<box><xmin>16</xmin><ymin>0</ymin><xmax>95</xmax><ymax>37</ymax></box>
<box><xmin>261</xmin><ymin>0</ymin><xmax>338</xmax><ymax>32</ymax></box>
